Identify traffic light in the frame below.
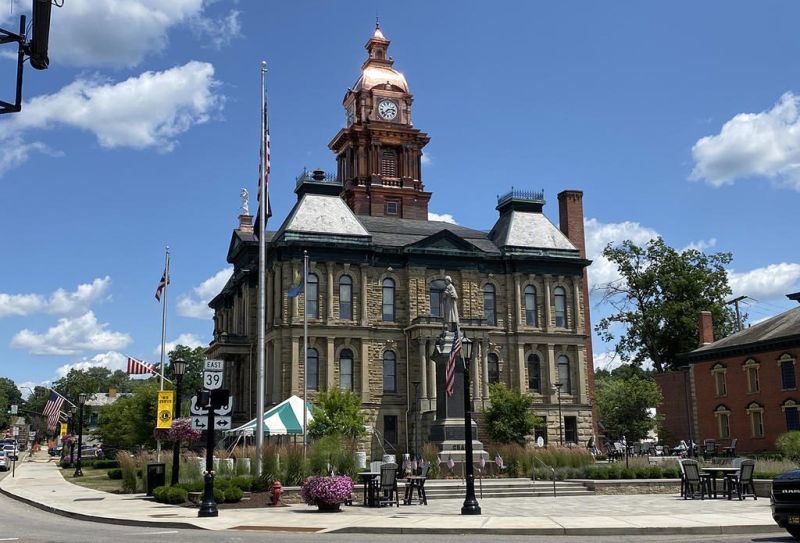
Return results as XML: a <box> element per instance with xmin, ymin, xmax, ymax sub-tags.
<box><xmin>29</xmin><ymin>0</ymin><xmax>53</xmax><ymax>70</ymax></box>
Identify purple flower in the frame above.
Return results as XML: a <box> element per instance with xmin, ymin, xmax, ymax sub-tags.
<box><xmin>300</xmin><ymin>475</ymin><xmax>354</xmax><ymax>506</ymax></box>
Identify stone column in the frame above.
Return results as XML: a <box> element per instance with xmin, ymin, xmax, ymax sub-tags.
<box><xmin>360</xmin><ymin>265</ymin><xmax>368</xmax><ymax>325</ymax></box>
<box><xmin>326</xmin><ymin>263</ymin><xmax>334</xmax><ymax>322</ymax></box>
<box><xmin>418</xmin><ymin>337</ymin><xmax>428</xmax><ymax>401</ymax></box>
<box><xmin>273</xmin><ymin>264</ymin><xmax>282</xmax><ymax>325</ymax></box>
<box><xmin>472</xmin><ymin>348</ymin><xmax>480</xmax><ymax>399</ymax></box>
<box><xmin>427</xmin><ymin>340</ymin><xmax>437</xmax><ymax>402</ymax></box>
<box><xmin>573</xmin><ymin>277</ymin><xmax>581</xmax><ymax>333</ymax></box>
<box><xmin>544</xmin><ymin>275</ymin><xmax>553</xmax><ymax>332</ymax></box>
<box><xmin>576</xmin><ymin>347</ymin><xmax>587</xmax><ymax>404</ymax></box>
<box><xmin>292</xmin><ymin>262</ymin><xmax>300</xmax><ymax>321</ymax></box>
<box><xmin>546</xmin><ymin>344</ymin><xmax>557</xmax><ymax>401</ymax></box>
<box><xmin>481</xmin><ymin>340</ymin><xmax>490</xmax><ymax>399</ymax></box>
<box><xmin>517</xmin><ymin>342</ymin><xmax>526</xmax><ymax>393</ymax></box>
<box><xmin>291</xmin><ymin>336</ymin><xmax>300</xmax><ymax>395</ymax></box>
<box><xmin>266</xmin><ymin>269</ymin><xmax>273</xmax><ymax>329</ymax></box>
<box><xmin>513</xmin><ymin>273</ymin><xmax>522</xmax><ymax>331</ymax></box>
<box><xmin>326</xmin><ymin>337</ymin><xmax>335</xmax><ymax>391</ymax></box>
<box><xmin>272</xmin><ymin>338</ymin><xmax>282</xmax><ymax>400</ymax></box>
<box><xmin>360</xmin><ymin>340</ymin><xmax>370</xmax><ymax>402</ymax></box>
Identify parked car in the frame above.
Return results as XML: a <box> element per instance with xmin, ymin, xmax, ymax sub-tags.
<box><xmin>2</xmin><ymin>444</ymin><xmax>17</xmax><ymax>461</ymax></box>
<box><xmin>48</xmin><ymin>445</ymin><xmax>63</xmax><ymax>457</ymax></box>
<box><xmin>0</xmin><ymin>451</ymin><xmax>7</xmax><ymax>471</ymax></box>
<box><xmin>771</xmin><ymin>469</ymin><xmax>800</xmax><ymax>539</ymax></box>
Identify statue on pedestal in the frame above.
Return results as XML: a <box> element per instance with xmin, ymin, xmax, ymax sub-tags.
<box><xmin>240</xmin><ymin>188</ymin><xmax>250</xmax><ymax>216</ymax></box>
<box><xmin>442</xmin><ymin>275</ymin><xmax>459</xmax><ymax>331</ymax></box>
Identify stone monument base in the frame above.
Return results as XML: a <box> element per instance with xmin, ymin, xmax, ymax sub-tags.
<box><xmin>429</xmin><ymin>418</ymin><xmax>490</xmax><ymax>464</ymax></box>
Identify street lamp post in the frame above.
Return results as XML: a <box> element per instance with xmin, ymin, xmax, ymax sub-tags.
<box><xmin>171</xmin><ymin>358</ymin><xmax>186</xmax><ymax>486</ymax></box>
<box><xmin>460</xmin><ymin>336</ymin><xmax>480</xmax><ymax>515</ymax></box>
<box><xmin>198</xmin><ymin>391</ymin><xmax>218</xmax><ymax>518</ymax></box>
<box><xmin>74</xmin><ymin>393</ymin><xmax>88</xmax><ymax>477</ymax></box>
<box><xmin>553</xmin><ymin>382</ymin><xmax>563</xmax><ymax>446</ymax></box>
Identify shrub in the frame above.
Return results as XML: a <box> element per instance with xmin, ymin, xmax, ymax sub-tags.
<box><xmin>153</xmin><ymin>486</ymin><xmax>187</xmax><ymax>504</ymax></box>
<box><xmin>621</xmin><ymin>468</ymin><xmax>636</xmax><ymax>479</ymax></box>
<box><xmin>300</xmin><ymin>475</ymin><xmax>354</xmax><ymax>506</ymax></box>
<box><xmin>252</xmin><ymin>475</ymin><xmax>271</xmax><ymax>492</ymax></box>
<box><xmin>152</xmin><ymin>486</ymin><xmax>168</xmax><ymax>502</ymax></box>
<box><xmin>284</xmin><ymin>445</ymin><xmax>308</xmax><ymax>486</ymax></box>
<box><xmin>661</xmin><ymin>466</ymin><xmax>680</xmax><ymax>479</ymax></box>
<box><xmin>213</xmin><ymin>486</ymin><xmax>225</xmax><ymax>503</ymax></box>
<box><xmin>107</xmin><ymin>468</ymin><xmax>123</xmax><ymax>479</ymax></box>
<box><xmin>225</xmin><ymin>486</ymin><xmax>244</xmax><ymax>503</ymax></box>
<box><xmin>117</xmin><ymin>453</ymin><xmax>139</xmax><ymax>493</ymax></box>
<box><xmin>260</xmin><ymin>443</ymin><xmax>280</xmax><ymax>488</ymax></box>
<box><xmin>94</xmin><ymin>460</ymin><xmax>120</xmax><ymax>469</ymax></box>
<box><xmin>309</xmin><ymin>434</ymin><xmax>358</xmax><ymax>479</ymax></box>
<box><xmin>483</xmin><ymin>383</ymin><xmax>539</xmax><ymax>444</ymax></box>
<box><xmin>231</xmin><ymin>476</ymin><xmax>253</xmax><ymax>491</ymax></box>
<box><xmin>421</xmin><ymin>443</ymin><xmax>441</xmax><ymax>480</ymax></box>
<box><xmin>777</xmin><ymin>431</ymin><xmax>800</xmax><ymax>463</ymax></box>
<box><xmin>647</xmin><ymin>466</ymin><xmax>663</xmax><ymax>479</ymax></box>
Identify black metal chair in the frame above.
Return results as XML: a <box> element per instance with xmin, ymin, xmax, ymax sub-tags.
<box><xmin>724</xmin><ymin>459</ymin><xmax>756</xmax><ymax>500</ymax></box>
<box><xmin>681</xmin><ymin>459</ymin><xmax>710</xmax><ymax>500</ymax></box>
<box><xmin>702</xmin><ymin>439</ymin><xmax>717</xmax><ymax>460</ymax></box>
<box><xmin>404</xmin><ymin>464</ymin><xmax>429</xmax><ymax>505</ymax></box>
<box><xmin>378</xmin><ymin>462</ymin><xmax>399</xmax><ymax>507</ymax></box>
<box><xmin>723</xmin><ymin>438</ymin><xmax>738</xmax><ymax>457</ymax></box>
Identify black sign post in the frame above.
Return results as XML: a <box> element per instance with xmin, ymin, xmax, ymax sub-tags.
<box><xmin>197</xmin><ymin>390</ymin><xmax>218</xmax><ymax>517</ymax></box>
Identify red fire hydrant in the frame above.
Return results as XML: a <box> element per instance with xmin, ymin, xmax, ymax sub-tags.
<box><xmin>270</xmin><ymin>480</ymin><xmax>285</xmax><ymax>506</ymax></box>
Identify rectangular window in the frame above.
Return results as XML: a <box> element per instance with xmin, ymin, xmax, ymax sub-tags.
<box><xmin>718</xmin><ymin>413</ymin><xmax>730</xmax><ymax>439</ymax></box>
<box><xmin>751</xmin><ymin>410</ymin><xmax>764</xmax><ymax>438</ymax></box>
<box><xmin>782</xmin><ymin>361</ymin><xmax>796</xmax><ymax>389</ymax></box>
<box><xmin>747</xmin><ymin>367</ymin><xmax>760</xmax><ymax>393</ymax></box>
<box><xmin>383</xmin><ymin>415</ymin><xmax>398</xmax><ymax>449</ymax></box>
<box><xmin>787</xmin><ymin>408</ymin><xmax>800</xmax><ymax>431</ymax></box>
<box><xmin>385</xmin><ymin>200</ymin><xmax>399</xmax><ymax>215</ymax></box>
<box><xmin>715</xmin><ymin>372</ymin><xmax>727</xmax><ymax>396</ymax></box>
<box><xmin>564</xmin><ymin>416</ymin><xmax>578</xmax><ymax>445</ymax></box>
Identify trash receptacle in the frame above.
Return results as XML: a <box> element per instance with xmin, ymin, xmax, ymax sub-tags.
<box><xmin>146</xmin><ymin>463</ymin><xmax>166</xmax><ymax>496</ymax></box>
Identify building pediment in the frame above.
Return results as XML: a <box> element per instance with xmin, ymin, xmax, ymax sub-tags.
<box><xmin>404</xmin><ymin>229</ymin><xmax>483</xmax><ymax>254</ymax></box>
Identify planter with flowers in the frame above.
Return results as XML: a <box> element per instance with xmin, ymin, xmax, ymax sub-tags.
<box><xmin>300</xmin><ymin>475</ymin><xmax>353</xmax><ymax>512</ymax></box>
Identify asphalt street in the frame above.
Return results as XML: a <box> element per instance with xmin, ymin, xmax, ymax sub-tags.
<box><xmin>0</xmin><ymin>491</ymin><xmax>790</xmax><ymax>543</ymax></box>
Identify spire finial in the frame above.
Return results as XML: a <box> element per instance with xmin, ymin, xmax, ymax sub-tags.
<box><xmin>376</xmin><ymin>16</ymin><xmax>380</xmax><ymax>29</ymax></box>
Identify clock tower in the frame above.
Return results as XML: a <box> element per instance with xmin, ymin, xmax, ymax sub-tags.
<box><xmin>329</xmin><ymin>24</ymin><xmax>431</xmax><ymax>219</ymax></box>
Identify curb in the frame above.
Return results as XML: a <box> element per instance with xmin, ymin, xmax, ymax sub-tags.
<box><xmin>330</xmin><ymin>524</ymin><xmax>784</xmax><ymax>536</ymax></box>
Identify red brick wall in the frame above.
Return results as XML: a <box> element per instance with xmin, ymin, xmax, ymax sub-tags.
<box><xmin>692</xmin><ymin>346</ymin><xmax>800</xmax><ymax>453</ymax></box>
<box><xmin>655</xmin><ymin>371</ymin><xmax>693</xmax><ymax>445</ymax></box>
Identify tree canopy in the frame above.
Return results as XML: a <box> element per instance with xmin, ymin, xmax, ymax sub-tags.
<box><xmin>97</xmin><ymin>381</ymin><xmax>160</xmax><ymax>450</ymax></box>
<box><xmin>165</xmin><ymin>344</ymin><xmax>206</xmax><ymax>397</ymax></box>
<box><xmin>595</xmin><ymin>237</ymin><xmax>738</xmax><ymax>373</ymax></box>
<box><xmin>483</xmin><ymin>383</ymin><xmax>540</xmax><ymax>445</ymax></box>
<box><xmin>0</xmin><ymin>377</ymin><xmax>22</xmax><ymax>430</ymax></box>
<box><xmin>308</xmin><ymin>388</ymin><xmax>366</xmax><ymax>440</ymax></box>
<box><xmin>595</xmin><ymin>371</ymin><xmax>662</xmax><ymax>442</ymax></box>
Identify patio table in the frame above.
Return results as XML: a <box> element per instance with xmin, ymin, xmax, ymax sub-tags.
<box><xmin>701</xmin><ymin>467</ymin><xmax>739</xmax><ymax>498</ymax></box>
<box><xmin>358</xmin><ymin>471</ymin><xmax>381</xmax><ymax>507</ymax></box>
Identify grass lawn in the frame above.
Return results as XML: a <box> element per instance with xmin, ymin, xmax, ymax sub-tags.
<box><xmin>60</xmin><ymin>466</ymin><xmax>123</xmax><ymax>493</ymax></box>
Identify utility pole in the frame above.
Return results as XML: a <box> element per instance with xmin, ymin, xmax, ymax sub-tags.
<box><xmin>726</xmin><ymin>296</ymin><xmax>747</xmax><ymax>332</ymax></box>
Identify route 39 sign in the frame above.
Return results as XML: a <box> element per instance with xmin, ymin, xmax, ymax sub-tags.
<box><xmin>203</xmin><ymin>371</ymin><xmax>223</xmax><ymax>390</ymax></box>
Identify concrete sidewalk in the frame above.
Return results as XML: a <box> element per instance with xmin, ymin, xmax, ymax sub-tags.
<box><xmin>0</xmin><ymin>453</ymin><xmax>783</xmax><ymax>535</ymax></box>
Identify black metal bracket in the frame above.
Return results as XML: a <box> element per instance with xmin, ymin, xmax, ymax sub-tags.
<box><xmin>0</xmin><ymin>15</ymin><xmax>28</xmax><ymax>114</ymax></box>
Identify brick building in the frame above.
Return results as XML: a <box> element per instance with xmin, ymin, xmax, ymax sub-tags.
<box><xmin>658</xmin><ymin>297</ymin><xmax>800</xmax><ymax>453</ymax></box>
<box><xmin>208</xmin><ymin>25</ymin><xmax>595</xmax><ymax>457</ymax></box>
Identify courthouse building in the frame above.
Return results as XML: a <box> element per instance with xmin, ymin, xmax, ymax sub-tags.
<box><xmin>208</xmin><ymin>26</ymin><xmax>596</xmax><ymax>455</ymax></box>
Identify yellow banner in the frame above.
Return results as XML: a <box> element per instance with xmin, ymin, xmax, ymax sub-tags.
<box><xmin>156</xmin><ymin>390</ymin><xmax>174</xmax><ymax>429</ymax></box>
<box><xmin>60</xmin><ymin>422</ymin><xmax>68</xmax><ymax>437</ymax></box>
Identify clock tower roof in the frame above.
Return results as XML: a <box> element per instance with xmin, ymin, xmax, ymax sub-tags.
<box><xmin>352</xmin><ymin>23</ymin><xmax>409</xmax><ymax>93</ymax></box>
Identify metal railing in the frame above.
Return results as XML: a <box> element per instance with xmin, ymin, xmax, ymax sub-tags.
<box><xmin>497</xmin><ymin>187</ymin><xmax>545</xmax><ymax>206</ymax></box>
<box><xmin>531</xmin><ymin>455</ymin><xmax>557</xmax><ymax>497</ymax></box>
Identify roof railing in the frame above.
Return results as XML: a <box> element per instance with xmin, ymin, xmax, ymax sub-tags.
<box><xmin>497</xmin><ymin>187</ymin><xmax>545</xmax><ymax>206</ymax></box>
<box><xmin>295</xmin><ymin>167</ymin><xmax>340</xmax><ymax>188</ymax></box>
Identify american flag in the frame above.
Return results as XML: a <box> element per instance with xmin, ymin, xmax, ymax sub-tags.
<box><xmin>43</xmin><ymin>391</ymin><xmax>65</xmax><ymax>432</ymax></box>
<box><xmin>155</xmin><ymin>269</ymin><xmax>168</xmax><ymax>301</ymax></box>
<box><xmin>256</xmin><ymin>61</ymin><xmax>271</xmax><ymax>228</ymax></box>
<box><xmin>127</xmin><ymin>356</ymin><xmax>155</xmax><ymax>375</ymax></box>
<box><xmin>445</xmin><ymin>329</ymin><xmax>461</xmax><ymax>397</ymax></box>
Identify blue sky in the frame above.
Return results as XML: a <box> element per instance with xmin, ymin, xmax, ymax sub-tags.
<box><xmin>1</xmin><ymin>1</ymin><xmax>799</xmax><ymax>391</ymax></box>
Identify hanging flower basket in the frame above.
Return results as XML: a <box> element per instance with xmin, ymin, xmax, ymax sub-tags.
<box><xmin>301</xmin><ymin>475</ymin><xmax>353</xmax><ymax>511</ymax></box>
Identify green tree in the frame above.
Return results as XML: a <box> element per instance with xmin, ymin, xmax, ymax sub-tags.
<box><xmin>595</xmin><ymin>373</ymin><xmax>663</xmax><ymax>442</ymax></box>
<box><xmin>308</xmin><ymin>388</ymin><xmax>366</xmax><ymax>440</ymax></box>
<box><xmin>164</xmin><ymin>345</ymin><xmax>206</xmax><ymax>397</ymax></box>
<box><xmin>0</xmin><ymin>377</ymin><xmax>22</xmax><ymax>429</ymax></box>
<box><xmin>483</xmin><ymin>383</ymin><xmax>540</xmax><ymax>445</ymax></box>
<box><xmin>595</xmin><ymin>237</ymin><xmax>738</xmax><ymax>373</ymax></box>
<box><xmin>97</xmin><ymin>381</ymin><xmax>160</xmax><ymax>450</ymax></box>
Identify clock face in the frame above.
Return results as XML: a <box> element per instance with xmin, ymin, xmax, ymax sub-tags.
<box><xmin>378</xmin><ymin>99</ymin><xmax>398</xmax><ymax>120</ymax></box>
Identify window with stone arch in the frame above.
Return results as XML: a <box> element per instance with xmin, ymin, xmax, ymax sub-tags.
<box><xmin>714</xmin><ymin>404</ymin><xmax>731</xmax><ymax>439</ymax></box>
<box><xmin>339</xmin><ymin>348</ymin><xmax>354</xmax><ymax>391</ymax></box>
<box><xmin>783</xmin><ymin>399</ymin><xmax>800</xmax><ymax>431</ymax></box>
<box><xmin>557</xmin><ymin>354</ymin><xmax>571</xmax><ymax>394</ymax></box>
<box><xmin>307</xmin><ymin>347</ymin><xmax>319</xmax><ymax>391</ymax></box>
<box><xmin>382</xmin><ymin>278</ymin><xmax>395</xmax><ymax>322</ymax></box>
<box><xmin>743</xmin><ymin>358</ymin><xmax>760</xmax><ymax>394</ymax></box>
<box><xmin>746</xmin><ymin>402</ymin><xmax>764</xmax><ymax>438</ymax></box>
<box><xmin>383</xmin><ymin>350</ymin><xmax>396</xmax><ymax>392</ymax></box>
<box><xmin>554</xmin><ymin>286</ymin><xmax>567</xmax><ymax>327</ymax></box>
<box><xmin>487</xmin><ymin>353</ymin><xmax>500</xmax><ymax>385</ymax></box>
<box><xmin>429</xmin><ymin>279</ymin><xmax>446</xmax><ymax>318</ymax></box>
<box><xmin>780</xmin><ymin>353</ymin><xmax>797</xmax><ymax>390</ymax></box>
<box><xmin>339</xmin><ymin>275</ymin><xmax>353</xmax><ymax>320</ymax></box>
<box><xmin>711</xmin><ymin>363</ymin><xmax>727</xmax><ymax>397</ymax></box>
<box><xmin>524</xmin><ymin>285</ymin><xmax>537</xmax><ymax>326</ymax></box>
<box><xmin>527</xmin><ymin>353</ymin><xmax>541</xmax><ymax>393</ymax></box>
<box><xmin>483</xmin><ymin>283</ymin><xmax>496</xmax><ymax>325</ymax></box>
<box><xmin>306</xmin><ymin>273</ymin><xmax>319</xmax><ymax>319</ymax></box>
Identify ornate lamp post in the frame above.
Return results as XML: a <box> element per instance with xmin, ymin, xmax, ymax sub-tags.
<box><xmin>460</xmin><ymin>336</ymin><xmax>480</xmax><ymax>515</ymax></box>
<box><xmin>553</xmin><ymin>382</ymin><xmax>563</xmax><ymax>446</ymax></box>
<box><xmin>170</xmin><ymin>357</ymin><xmax>186</xmax><ymax>486</ymax></box>
<box><xmin>74</xmin><ymin>393</ymin><xmax>88</xmax><ymax>477</ymax></box>
<box><xmin>198</xmin><ymin>390</ymin><xmax>218</xmax><ymax>518</ymax></box>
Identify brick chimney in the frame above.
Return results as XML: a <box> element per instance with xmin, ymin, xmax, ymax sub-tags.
<box><xmin>557</xmin><ymin>189</ymin><xmax>596</xmax><ymax>434</ymax></box>
<box><xmin>698</xmin><ymin>311</ymin><xmax>714</xmax><ymax>346</ymax></box>
<box><xmin>238</xmin><ymin>213</ymin><xmax>253</xmax><ymax>233</ymax></box>
<box><xmin>108</xmin><ymin>386</ymin><xmax>117</xmax><ymax>399</ymax></box>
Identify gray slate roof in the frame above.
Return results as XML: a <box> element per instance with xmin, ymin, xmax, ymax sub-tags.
<box><xmin>489</xmin><ymin>210</ymin><xmax>578</xmax><ymax>251</ymax></box>
<box><xmin>275</xmin><ymin>194</ymin><xmax>370</xmax><ymax>240</ymax></box>
<box><xmin>689</xmin><ymin>305</ymin><xmax>800</xmax><ymax>358</ymax></box>
<box><xmin>357</xmin><ymin>216</ymin><xmax>500</xmax><ymax>253</ymax></box>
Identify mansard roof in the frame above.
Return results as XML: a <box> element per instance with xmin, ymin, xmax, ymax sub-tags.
<box><xmin>489</xmin><ymin>209</ymin><xmax>578</xmax><ymax>254</ymax></box>
<box><xmin>273</xmin><ymin>193</ymin><xmax>371</xmax><ymax>243</ymax></box>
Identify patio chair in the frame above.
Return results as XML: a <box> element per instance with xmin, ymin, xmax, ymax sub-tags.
<box><xmin>702</xmin><ymin>439</ymin><xmax>717</xmax><ymax>460</ymax></box>
<box><xmin>681</xmin><ymin>459</ymin><xmax>710</xmax><ymax>500</ymax></box>
<box><xmin>724</xmin><ymin>459</ymin><xmax>756</xmax><ymax>500</ymax></box>
<box><xmin>722</xmin><ymin>438</ymin><xmax>737</xmax><ymax>457</ymax></box>
<box><xmin>377</xmin><ymin>462</ymin><xmax>399</xmax><ymax>507</ymax></box>
<box><xmin>404</xmin><ymin>464</ymin><xmax>429</xmax><ymax>505</ymax></box>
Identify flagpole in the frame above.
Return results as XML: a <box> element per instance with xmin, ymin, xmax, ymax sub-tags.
<box><xmin>157</xmin><ymin>246</ymin><xmax>170</xmax><ymax>462</ymax></box>
<box><xmin>302</xmin><ymin>250</ymin><xmax>308</xmax><ymax>459</ymax></box>
<box><xmin>47</xmin><ymin>387</ymin><xmax>76</xmax><ymax>408</ymax></box>
<box><xmin>255</xmin><ymin>60</ymin><xmax>268</xmax><ymax>477</ymax></box>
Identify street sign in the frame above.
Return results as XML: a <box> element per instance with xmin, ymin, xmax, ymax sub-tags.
<box><xmin>189</xmin><ymin>395</ymin><xmax>208</xmax><ymax>416</ymax></box>
<box><xmin>203</xmin><ymin>371</ymin><xmax>223</xmax><ymax>390</ymax></box>
<box><xmin>213</xmin><ymin>396</ymin><xmax>233</xmax><ymax>416</ymax></box>
<box><xmin>191</xmin><ymin>415</ymin><xmax>232</xmax><ymax>431</ymax></box>
<box><xmin>204</xmin><ymin>359</ymin><xmax>224</xmax><ymax>371</ymax></box>
<box><xmin>12</xmin><ymin>427</ymin><xmax>18</xmax><ymax>436</ymax></box>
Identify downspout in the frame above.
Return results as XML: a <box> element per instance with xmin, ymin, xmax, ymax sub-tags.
<box><xmin>404</xmin><ymin>329</ymin><xmax>410</xmax><ymax>455</ymax></box>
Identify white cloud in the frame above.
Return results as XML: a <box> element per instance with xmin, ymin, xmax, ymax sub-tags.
<box><xmin>593</xmin><ymin>351</ymin><xmax>620</xmax><ymax>371</ymax></box>
<box><xmin>728</xmin><ymin>263</ymin><xmax>800</xmax><ymax>300</ymax></box>
<box><xmin>155</xmin><ymin>333</ymin><xmax>205</xmax><ymax>356</ymax></box>
<box><xmin>428</xmin><ymin>212</ymin><xmax>457</xmax><ymax>224</ymax></box>
<box><xmin>17</xmin><ymin>380</ymin><xmax>50</xmax><ymax>398</ymax></box>
<box><xmin>10</xmin><ymin>311</ymin><xmax>131</xmax><ymax>355</ymax></box>
<box><xmin>421</xmin><ymin>153</ymin><xmax>432</xmax><ymax>166</ymax></box>
<box><xmin>0</xmin><ymin>135</ymin><xmax>58</xmax><ymax>176</ymax></box>
<box><xmin>7</xmin><ymin>61</ymin><xmax>220</xmax><ymax>151</ymax></box>
<box><xmin>190</xmin><ymin>9</ymin><xmax>242</xmax><ymax>50</ymax></box>
<box><xmin>583</xmin><ymin>218</ymin><xmax>660</xmax><ymax>290</ymax></box>
<box><xmin>691</xmin><ymin>92</ymin><xmax>800</xmax><ymax>190</ymax></box>
<box><xmin>177</xmin><ymin>267</ymin><xmax>232</xmax><ymax>319</ymax></box>
<box><xmin>0</xmin><ymin>276</ymin><xmax>111</xmax><ymax>317</ymax></box>
<box><xmin>54</xmin><ymin>351</ymin><xmax>128</xmax><ymax>378</ymax></box>
<box><xmin>683</xmin><ymin>238</ymin><xmax>717</xmax><ymax>252</ymax></box>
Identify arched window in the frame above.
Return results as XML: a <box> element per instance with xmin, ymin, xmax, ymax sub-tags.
<box><xmin>430</xmin><ymin>279</ymin><xmax>446</xmax><ymax>318</ymax></box>
<box><xmin>554</xmin><ymin>286</ymin><xmax>566</xmax><ymax>327</ymax></box>
<box><xmin>714</xmin><ymin>405</ymin><xmax>731</xmax><ymax>439</ymax></box>
<box><xmin>712</xmin><ymin>363</ymin><xmax>727</xmax><ymax>397</ymax></box>
<box><xmin>483</xmin><ymin>284</ymin><xmax>496</xmax><ymax>325</ymax></box>
<box><xmin>340</xmin><ymin>349</ymin><xmax>353</xmax><ymax>391</ymax></box>
<box><xmin>339</xmin><ymin>275</ymin><xmax>353</xmax><ymax>320</ymax></box>
<box><xmin>382</xmin><ymin>278</ymin><xmax>395</xmax><ymax>321</ymax></box>
<box><xmin>783</xmin><ymin>399</ymin><xmax>800</xmax><ymax>431</ymax></box>
<box><xmin>488</xmin><ymin>353</ymin><xmax>500</xmax><ymax>385</ymax></box>
<box><xmin>524</xmin><ymin>285</ymin><xmax>537</xmax><ymax>326</ymax></box>
<box><xmin>527</xmin><ymin>354</ymin><xmax>541</xmax><ymax>392</ymax></box>
<box><xmin>743</xmin><ymin>358</ymin><xmax>760</xmax><ymax>394</ymax></box>
<box><xmin>557</xmin><ymin>354</ymin><xmax>571</xmax><ymax>394</ymax></box>
<box><xmin>383</xmin><ymin>351</ymin><xmax>396</xmax><ymax>392</ymax></box>
<box><xmin>306</xmin><ymin>273</ymin><xmax>319</xmax><ymax>319</ymax></box>
<box><xmin>307</xmin><ymin>347</ymin><xmax>319</xmax><ymax>391</ymax></box>
<box><xmin>780</xmin><ymin>353</ymin><xmax>797</xmax><ymax>390</ymax></box>
<box><xmin>746</xmin><ymin>402</ymin><xmax>764</xmax><ymax>438</ymax></box>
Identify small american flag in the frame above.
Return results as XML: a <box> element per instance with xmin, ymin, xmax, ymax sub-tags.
<box><xmin>43</xmin><ymin>391</ymin><xmax>65</xmax><ymax>432</ymax></box>
<box><xmin>127</xmin><ymin>356</ymin><xmax>155</xmax><ymax>375</ymax></box>
<box><xmin>445</xmin><ymin>329</ymin><xmax>461</xmax><ymax>397</ymax></box>
<box><xmin>155</xmin><ymin>269</ymin><xmax>168</xmax><ymax>301</ymax></box>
